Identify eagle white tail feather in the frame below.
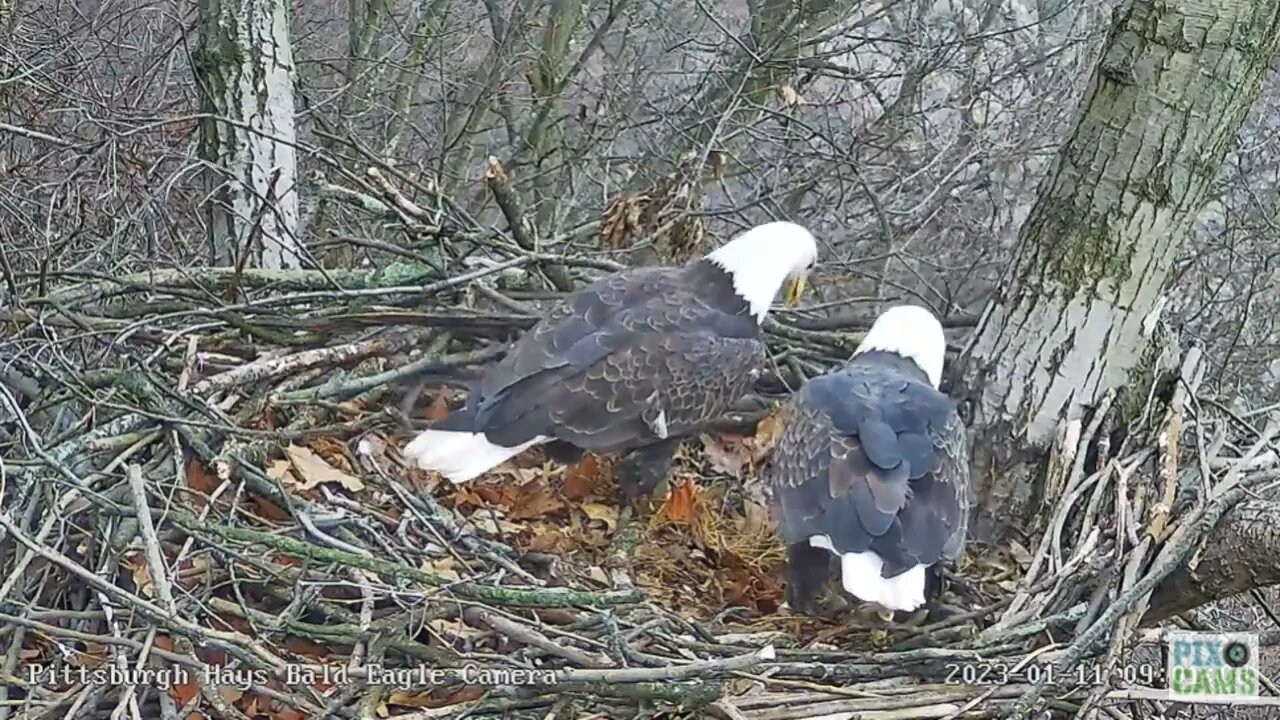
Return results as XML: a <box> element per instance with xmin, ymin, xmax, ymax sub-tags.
<box><xmin>808</xmin><ymin>535</ymin><xmax>927</xmax><ymax>612</ymax></box>
<box><xmin>403</xmin><ymin>429</ymin><xmax>548</xmax><ymax>483</ymax></box>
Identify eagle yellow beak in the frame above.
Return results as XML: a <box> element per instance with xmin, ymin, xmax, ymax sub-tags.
<box><xmin>783</xmin><ymin>273</ymin><xmax>807</xmax><ymax>308</ymax></box>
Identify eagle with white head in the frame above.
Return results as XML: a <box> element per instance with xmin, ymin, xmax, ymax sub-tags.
<box><xmin>762</xmin><ymin>304</ymin><xmax>971</xmax><ymax>616</ymax></box>
<box><xmin>403</xmin><ymin>221</ymin><xmax>819</xmax><ymax>496</ymax></box>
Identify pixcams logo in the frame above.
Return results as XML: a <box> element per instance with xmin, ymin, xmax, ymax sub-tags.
<box><xmin>1166</xmin><ymin>630</ymin><xmax>1258</xmax><ymax>701</ymax></box>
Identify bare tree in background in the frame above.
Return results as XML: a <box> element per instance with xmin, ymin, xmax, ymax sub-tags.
<box><xmin>957</xmin><ymin>0</ymin><xmax>1280</xmax><ymax>539</ymax></box>
<box><xmin>194</xmin><ymin>0</ymin><xmax>302</xmax><ymax>268</ymax></box>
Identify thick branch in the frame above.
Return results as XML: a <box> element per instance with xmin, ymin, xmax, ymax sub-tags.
<box><xmin>1145</xmin><ymin>499</ymin><xmax>1280</xmax><ymax>622</ymax></box>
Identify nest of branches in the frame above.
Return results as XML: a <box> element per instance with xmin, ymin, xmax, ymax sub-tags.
<box><xmin>1</xmin><ymin>246</ymin><xmax>1276</xmax><ymax>720</ymax></box>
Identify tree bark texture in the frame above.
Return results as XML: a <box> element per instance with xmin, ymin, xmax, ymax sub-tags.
<box><xmin>1146</xmin><ymin>499</ymin><xmax>1280</xmax><ymax>622</ymax></box>
<box><xmin>956</xmin><ymin>0</ymin><xmax>1280</xmax><ymax>540</ymax></box>
<box><xmin>195</xmin><ymin>0</ymin><xmax>303</xmax><ymax>269</ymax></box>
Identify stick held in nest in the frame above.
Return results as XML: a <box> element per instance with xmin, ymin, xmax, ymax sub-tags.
<box><xmin>761</xmin><ymin>305</ymin><xmax>971</xmax><ymax>615</ymax></box>
<box><xmin>402</xmin><ymin>222</ymin><xmax>819</xmax><ymax>488</ymax></box>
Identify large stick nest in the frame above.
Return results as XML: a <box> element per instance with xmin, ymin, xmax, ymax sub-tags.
<box><xmin>1</xmin><ymin>244</ymin><xmax>1276</xmax><ymax>720</ymax></box>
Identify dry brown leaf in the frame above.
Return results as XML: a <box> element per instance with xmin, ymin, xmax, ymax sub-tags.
<box><xmin>452</xmin><ymin>484</ymin><xmax>495</xmax><ymax>509</ymax></box>
<box><xmin>422</xmin><ymin>556</ymin><xmax>461</xmax><ymax>582</ymax></box>
<box><xmin>586</xmin><ymin>566</ymin><xmax>610</xmax><ymax>586</ymax></box>
<box><xmin>386</xmin><ymin>690</ymin><xmax>435</xmax><ymax>708</ymax></box>
<box><xmin>283</xmin><ymin>636</ymin><xmax>329</xmax><ymax>659</ymax></box>
<box><xmin>218</xmin><ymin>685</ymin><xmax>244</xmax><ymax>705</ymax></box>
<box><xmin>701</xmin><ymin>433</ymin><xmax>751</xmax><ymax>477</ymax></box>
<box><xmin>752</xmin><ymin>406</ymin><xmax>791</xmax><ymax>461</ymax></box>
<box><xmin>579</xmin><ymin>502</ymin><xmax>618</xmax><ymax>532</ymax></box>
<box><xmin>527</xmin><ymin>529</ymin><xmax>573</xmax><ymax>553</ymax></box>
<box><xmin>562</xmin><ymin>455</ymin><xmax>601</xmax><ymax>499</ymax></box>
<box><xmin>283</xmin><ymin>444</ymin><xmax>365</xmax><ymax>492</ymax></box>
<box><xmin>186</xmin><ymin>459</ymin><xmax>220</xmax><ymax>495</ymax></box>
<box><xmin>468</xmin><ymin>511</ymin><xmax>524</xmax><ymax>536</ymax></box>
<box><xmin>265</xmin><ymin>459</ymin><xmax>295</xmax><ymax>481</ymax></box>
<box><xmin>124</xmin><ymin>553</ymin><xmax>154</xmax><ymax>598</ymax></box>
<box><xmin>739</xmin><ymin>490</ymin><xmax>773</xmax><ymax>537</ymax></box>
<box><xmin>507</xmin><ymin>479</ymin><xmax>564</xmax><ymax>520</ymax></box>
<box><xmin>425</xmin><ymin>393</ymin><xmax>450</xmax><ymax>422</ymax></box>
<box><xmin>660</xmin><ymin>479</ymin><xmax>700</xmax><ymax>524</ymax></box>
<box><xmin>157</xmin><ymin>640</ymin><xmax>200</xmax><ymax>705</ymax></box>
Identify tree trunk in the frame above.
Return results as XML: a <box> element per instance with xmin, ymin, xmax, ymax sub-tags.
<box><xmin>955</xmin><ymin>0</ymin><xmax>1280</xmax><ymax>541</ymax></box>
<box><xmin>194</xmin><ymin>0</ymin><xmax>303</xmax><ymax>269</ymax></box>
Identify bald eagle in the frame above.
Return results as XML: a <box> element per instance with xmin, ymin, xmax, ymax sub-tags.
<box><xmin>403</xmin><ymin>221</ymin><xmax>819</xmax><ymax>496</ymax></box>
<box><xmin>762</xmin><ymin>305</ymin><xmax>970</xmax><ymax>615</ymax></box>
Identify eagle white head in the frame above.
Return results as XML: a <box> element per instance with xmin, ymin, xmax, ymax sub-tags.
<box><xmin>853</xmin><ymin>304</ymin><xmax>946</xmax><ymax>388</ymax></box>
<box><xmin>706</xmin><ymin>221</ymin><xmax>818</xmax><ymax>323</ymax></box>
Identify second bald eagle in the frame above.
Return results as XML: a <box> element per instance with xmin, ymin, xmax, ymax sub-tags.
<box><xmin>762</xmin><ymin>305</ymin><xmax>970</xmax><ymax>615</ymax></box>
<box><xmin>404</xmin><ymin>221</ymin><xmax>819</xmax><ymax>496</ymax></box>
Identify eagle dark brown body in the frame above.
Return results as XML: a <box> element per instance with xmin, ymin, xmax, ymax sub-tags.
<box><xmin>761</xmin><ymin>307</ymin><xmax>971</xmax><ymax>616</ymax></box>
<box><xmin>403</xmin><ymin>221</ymin><xmax>819</xmax><ymax>494</ymax></box>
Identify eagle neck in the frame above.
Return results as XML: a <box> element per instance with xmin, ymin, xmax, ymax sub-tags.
<box><xmin>700</xmin><ymin>256</ymin><xmax>786</xmax><ymax>324</ymax></box>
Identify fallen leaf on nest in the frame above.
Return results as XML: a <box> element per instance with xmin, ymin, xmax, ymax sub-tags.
<box><xmin>283</xmin><ymin>444</ymin><xmax>365</xmax><ymax>492</ymax></box>
<box><xmin>701</xmin><ymin>433</ymin><xmax>751</xmax><ymax>477</ymax></box>
<box><xmin>739</xmin><ymin>498</ymin><xmax>772</xmax><ymax>537</ymax></box>
<box><xmin>186</xmin><ymin>459</ymin><xmax>221</xmax><ymax>496</ymax></box>
<box><xmin>467</xmin><ymin>511</ymin><xmax>524</xmax><ymax>536</ymax></box>
<box><xmin>219</xmin><ymin>686</ymin><xmax>244</xmax><ymax>706</ymax></box>
<box><xmin>586</xmin><ymin>566</ymin><xmax>610</xmax><ymax>586</ymax></box>
<box><xmin>507</xmin><ymin>479</ymin><xmax>564</xmax><ymax>520</ymax></box>
<box><xmin>454</xmin><ymin>483</ymin><xmax>501</xmax><ymax>508</ymax></box>
<box><xmin>425</xmin><ymin>393</ymin><xmax>450</xmax><ymax>421</ymax></box>
<box><xmin>660</xmin><ymin>478</ymin><xmax>700</xmax><ymax>524</ymax></box>
<box><xmin>422</xmin><ymin>556</ymin><xmax>461</xmax><ymax>582</ymax></box>
<box><xmin>563</xmin><ymin>456</ymin><xmax>601</xmax><ymax>499</ymax></box>
<box><xmin>386</xmin><ymin>690</ymin><xmax>434</xmax><ymax>709</ymax></box>
<box><xmin>579</xmin><ymin>502</ymin><xmax>618</xmax><ymax>532</ymax></box>
<box><xmin>527</xmin><ymin>528</ymin><xmax>573</xmax><ymax>553</ymax></box>
<box><xmin>266</xmin><ymin>459</ymin><xmax>295</xmax><ymax>482</ymax></box>
<box><xmin>124</xmin><ymin>553</ymin><xmax>154</xmax><ymax>598</ymax></box>
<box><xmin>495</xmin><ymin>466</ymin><xmax>543</xmax><ymax>485</ymax></box>
<box><xmin>283</xmin><ymin>636</ymin><xmax>329</xmax><ymax>659</ymax></box>
<box><xmin>752</xmin><ymin>405</ymin><xmax>791</xmax><ymax>460</ymax></box>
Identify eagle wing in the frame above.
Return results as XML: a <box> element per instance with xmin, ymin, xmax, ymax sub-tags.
<box><xmin>764</xmin><ymin>365</ymin><xmax>970</xmax><ymax>576</ymax></box>
<box><xmin>466</xmin><ymin>265</ymin><xmax>765</xmax><ymax>451</ymax></box>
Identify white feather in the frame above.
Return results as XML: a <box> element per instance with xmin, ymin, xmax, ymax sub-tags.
<box><xmin>808</xmin><ymin>534</ymin><xmax>927</xmax><ymax>612</ymax></box>
<box><xmin>403</xmin><ymin>429</ymin><xmax>548</xmax><ymax>484</ymax></box>
<box><xmin>652</xmin><ymin>410</ymin><xmax>668</xmax><ymax>439</ymax></box>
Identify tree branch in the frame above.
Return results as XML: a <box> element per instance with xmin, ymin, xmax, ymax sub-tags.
<box><xmin>1145</xmin><ymin>498</ymin><xmax>1280</xmax><ymax>622</ymax></box>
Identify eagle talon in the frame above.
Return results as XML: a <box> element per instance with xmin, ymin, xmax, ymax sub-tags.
<box><xmin>615</xmin><ymin>438</ymin><xmax>682</xmax><ymax>500</ymax></box>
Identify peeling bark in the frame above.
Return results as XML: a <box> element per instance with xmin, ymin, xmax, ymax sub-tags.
<box><xmin>956</xmin><ymin>0</ymin><xmax>1280</xmax><ymax>540</ymax></box>
<box><xmin>1146</xmin><ymin>500</ymin><xmax>1280</xmax><ymax>622</ymax></box>
<box><xmin>194</xmin><ymin>0</ymin><xmax>303</xmax><ymax>269</ymax></box>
